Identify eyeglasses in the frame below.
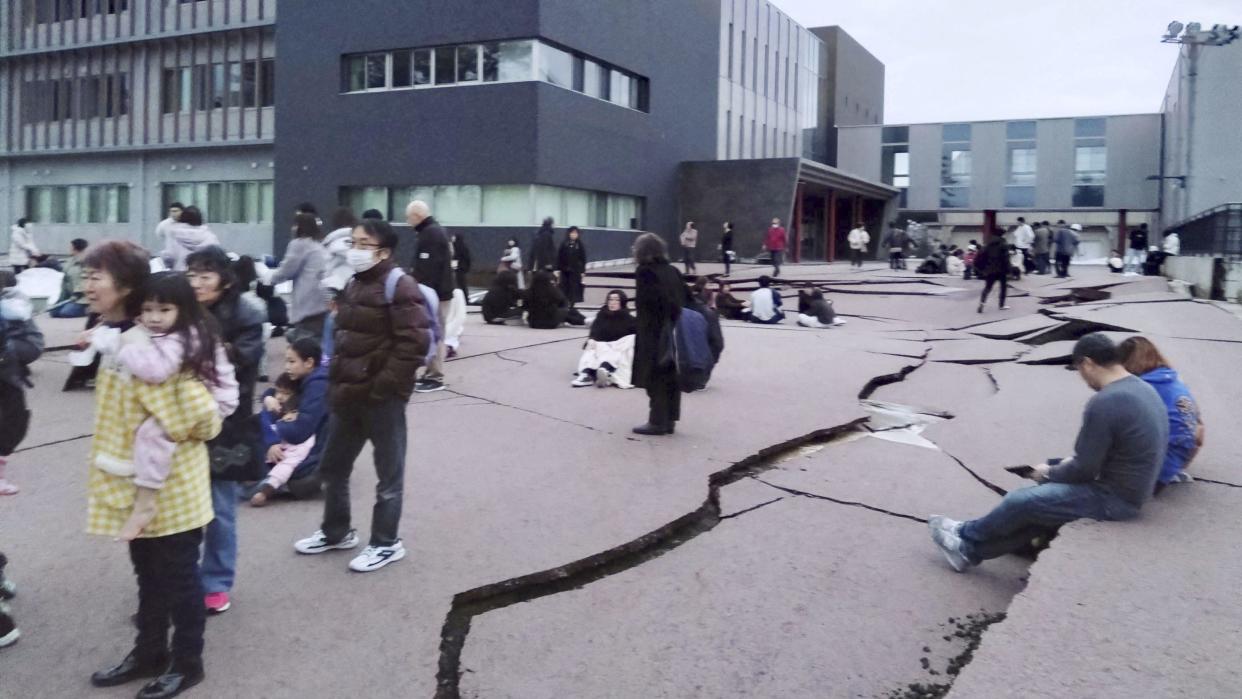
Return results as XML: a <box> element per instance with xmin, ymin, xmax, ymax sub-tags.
<box><xmin>348</xmin><ymin>240</ymin><xmax>381</xmax><ymax>250</ymax></box>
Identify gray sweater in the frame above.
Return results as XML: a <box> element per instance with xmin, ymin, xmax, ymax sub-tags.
<box><xmin>1048</xmin><ymin>375</ymin><xmax>1168</xmax><ymax>508</ymax></box>
<box><xmin>270</xmin><ymin>237</ymin><xmax>328</xmax><ymax>324</ymax></box>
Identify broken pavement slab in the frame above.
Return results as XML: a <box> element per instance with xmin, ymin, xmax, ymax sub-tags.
<box><xmin>928</xmin><ymin>338</ymin><xmax>1029</xmax><ymax>365</ymax></box>
<box><xmin>966</xmin><ymin>314</ymin><xmax>1064</xmax><ymax>340</ymax></box>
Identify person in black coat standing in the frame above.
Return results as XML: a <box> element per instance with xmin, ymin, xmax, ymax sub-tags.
<box><xmin>557</xmin><ymin>226</ymin><xmax>587</xmax><ymax>305</ymax></box>
<box><xmin>976</xmin><ymin>232</ymin><xmax>1012</xmax><ymax>314</ymax></box>
<box><xmin>530</xmin><ymin>217</ymin><xmax>557</xmax><ymax>272</ymax></box>
<box><xmin>632</xmin><ymin>233</ymin><xmax>684</xmax><ymax>436</ymax></box>
<box><xmin>406</xmin><ymin>200</ymin><xmax>454</xmax><ymax>393</ymax></box>
<box><xmin>720</xmin><ymin>222</ymin><xmax>735</xmax><ymax>276</ymax></box>
<box><xmin>451</xmin><ymin>232</ymin><xmax>472</xmax><ymax>294</ymax></box>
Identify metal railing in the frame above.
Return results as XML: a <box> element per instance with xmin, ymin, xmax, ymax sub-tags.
<box><xmin>1168</xmin><ymin>203</ymin><xmax>1242</xmax><ymax>258</ymax></box>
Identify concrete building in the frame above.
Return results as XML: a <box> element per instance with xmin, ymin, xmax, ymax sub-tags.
<box><xmin>0</xmin><ymin>0</ymin><xmax>277</xmax><ymax>256</ymax></box>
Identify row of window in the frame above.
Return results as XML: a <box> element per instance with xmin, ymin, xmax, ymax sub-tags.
<box><xmin>341</xmin><ymin>39</ymin><xmax>650</xmax><ymax>112</ymax></box>
<box><xmin>161</xmin><ymin>181</ymin><xmax>274</xmax><ymax>224</ymax></box>
<box><xmin>23</xmin><ymin>0</ymin><xmax>130</xmax><ymax>24</ymax></box>
<box><xmin>20</xmin><ymin>73</ymin><xmax>130</xmax><ymax>124</ymax></box>
<box><xmin>161</xmin><ymin>59</ymin><xmax>275</xmax><ymax>114</ymax></box>
<box><xmin>341</xmin><ymin>185</ymin><xmax>645</xmax><ymax>231</ymax></box>
<box><xmin>24</xmin><ymin>184</ymin><xmax>130</xmax><ymax>224</ymax></box>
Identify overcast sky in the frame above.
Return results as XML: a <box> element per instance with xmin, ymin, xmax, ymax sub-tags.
<box><xmin>777</xmin><ymin>0</ymin><xmax>1238</xmax><ymax>124</ymax></box>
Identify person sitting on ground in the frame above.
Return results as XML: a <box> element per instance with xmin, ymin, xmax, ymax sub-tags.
<box><xmin>1107</xmin><ymin>250</ymin><xmax>1125</xmax><ymax>274</ymax></box>
<box><xmin>525</xmin><ymin>269</ymin><xmax>570</xmax><ymax>329</ymax></box>
<box><xmin>1118</xmin><ymin>336</ymin><xmax>1204</xmax><ymax>494</ymax></box>
<box><xmin>691</xmin><ymin>276</ymin><xmax>711</xmax><ymax>306</ymax></box>
<box><xmin>796</xmin><ymin>289</ymin><xmax>846</xmax><ymax>328</ymax></box>
<box><xmin>713</xmin><ymin>281</ymin><xmax>747</xmax><ymax>320</ymax></box>
<box><xmin>252</xmin><ymin>374</ymin><xmax>314</xmax><ymax>507</ymax></box>
<box><xmin>928</xmin><ymin>333</ymin><xmax>1168</xmax><ymax>572</ymax></box>
<box><xmin>747</xmin><ymin>276</ymin><xmax>784</xmax><ymax>324</ymax></box>
<box><xmin>481</xmin><ymin>270</ymin><xmax>525</xmax><ymax>325</ymax></box>
<box><xmin>51</xmin><ymin>238</ymin><xmax>90</xmax><ymax>318</ymax></box>
<box><xmin>572</xmin><ymin>290</ymin><xmax>638</xmax><ymax>388</ymax></box>
<box><xmin>945</xmin><ymin>249</ymin><xmax>966</xmax><ymax>277</ymax></box>
<box><xmin>253</xmin><ymin>336</ymin><xmax>330</xmax><ymax>503</ymax></box>
<box><xmin>684</xmin><ymin>281</ymin><xmax>724</xmax><ymax>380</ymax></box>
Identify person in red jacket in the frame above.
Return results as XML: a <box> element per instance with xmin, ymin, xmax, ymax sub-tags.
<box><xmin>765</xmin><ymin>218</ymin><xmax>787</xmax><ymax>277</ymax></box>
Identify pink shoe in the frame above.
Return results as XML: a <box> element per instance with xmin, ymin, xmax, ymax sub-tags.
<box><xmin>204</xmin><ymin>592</ymin><xmax>231</xmax><ymax>615</ymax></box>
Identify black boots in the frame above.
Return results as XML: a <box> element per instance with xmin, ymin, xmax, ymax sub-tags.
<box><xmin>92</xmin><ymin>652</ymin><xmax>203</xmax><ymax>699</ymax></box>
<box><xmin>632</xmin><ymin>422</ymin><xmax>676</xmax><ymax>436</ymax></box>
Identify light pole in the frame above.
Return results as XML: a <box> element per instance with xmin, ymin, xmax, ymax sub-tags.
<box><xmin>1160</xmin><ymin>22</ymin><xmax>1240</xmax><ymax>223</ymax></box>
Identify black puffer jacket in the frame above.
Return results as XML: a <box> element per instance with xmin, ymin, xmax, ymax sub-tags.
<box><xmin>976</xmin><ymin>238</ymin><xmax>1011</xmax><ymax>280</ymax></box>
<box><xmin>330</xmin><ymin>260</ymin><xmax>432</xmax><ymax>407</ymax></box>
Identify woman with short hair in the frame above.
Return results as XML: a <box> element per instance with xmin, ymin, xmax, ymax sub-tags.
<box><xmin>1118</xmin><ymin>336</ymin><xmax>1205</xmax><ymax>493</ymax></box>
<box><xmin>269</xmin><ymin>212</ymin><xmax>329</xmax><ymax>343</ymax></box>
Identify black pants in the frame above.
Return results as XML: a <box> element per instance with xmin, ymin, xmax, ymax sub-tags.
<box><xmin>130</xmin><ymin>528</ymin><xmax>206</xmax><ymax>662</ymax></box>
<box><xmin>1019</xmin><ymin>248</ymin><xmax>1034</xmax><ymax>273</ymax></box>
<box><xmin>888</xmin><ymin>251</ymin><xmax>905</xmax><ymax>270</ymax></box>
<box><xmin>980</xmin><ymin>276</ymin><xmax>1008</xmax><ymax>308</ymax></box>
<box><xmin>1054</xmin><ymin>253</ymin><xmax>1071</xmax><ymax>277</ymax></box>
<box><xmin>320</xmin><ymin>398</ymin><xmax>408</xmax><ymax>547</ymax></box>
<box><xmin>770</xmin><ymin>250</ymin><xmax>783</xmax><ymax>277</ymax></box>
<box><xmin>850</xmin><ymin>249</ymin><xmax>863</xmax><ymax>267</ymax></box>
<box><xmin>721</xmin><ymin>250</ymin><xmax>732</xmax><ymax>275</ymax></box>
<box><xmin>682</xmin><ymin>247</ymin><xmax>696</xmax><ymax>275</ymax></box>
<box><xmin>646</xmin><ymin>371</ymin><xmax>680</xmax><ymax>429</ymax></box>
<box><xmin>1035</xmin><ymin>253</ymin><xmax>1051</xmax><ymax>274</ymax></box>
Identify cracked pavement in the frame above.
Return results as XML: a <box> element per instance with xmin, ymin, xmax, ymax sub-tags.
<box><xmin>1</xmin><ymin>262</ymin><xmax>1239</xmax><ymax>698</ymax></box>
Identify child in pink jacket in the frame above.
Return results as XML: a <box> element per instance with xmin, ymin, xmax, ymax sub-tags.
<box><xmin>250</xmin><ymin>372</ymin><xmax>315</xmax><ymax>507</ymax></box>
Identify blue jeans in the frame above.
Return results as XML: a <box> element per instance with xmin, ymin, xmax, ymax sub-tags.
<box><xmin>959</xmin><ymin>482</ymin><xmax>1139</xmax><ymax>564</ymax></box>
<box><xmin>49</xmin><ymin>300</ymin><xmax>88</xmax><ymax>318</ymax></box>
<box><xmin>201</xmin><ymin>480</ymin><xmax>239</xmax><ymax>594</ymax></box>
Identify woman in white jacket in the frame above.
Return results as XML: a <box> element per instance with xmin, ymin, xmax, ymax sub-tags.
<box><xmin>8</xmin><ymin>219</ymin><xmax>39</xmax><ymax>274</ymax></box>
<box><xmin>499</xmin><ymin>238</ymin><xmax>525</xmax><ymax>290</ymax></box>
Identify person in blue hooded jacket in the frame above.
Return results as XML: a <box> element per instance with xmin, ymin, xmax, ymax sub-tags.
<box><xmin>1119</xmin><ymin>336</ymin><xmax>1205</xmax><ymax>493</ymax></box>
<box><xmin>252</xmin><ymin>336</ymin><xmax>330</xmax><ymax>503</ymax></box>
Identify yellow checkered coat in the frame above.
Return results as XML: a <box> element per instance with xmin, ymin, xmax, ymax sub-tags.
<box><xmin>86</xmin><ymin>363</ymin><xmax>221</xmax><ymax>538</ymax></box>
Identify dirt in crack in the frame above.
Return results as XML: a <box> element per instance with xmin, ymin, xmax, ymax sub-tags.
<box><xmin>432</xmin><ymin>418</ymin><xmax>869</xmax><ymax>698</ymax></box>
<box><xmin>885</xmin><ymin>610</ymin><xmax>1008</xmax><ymax>698</ymax></box>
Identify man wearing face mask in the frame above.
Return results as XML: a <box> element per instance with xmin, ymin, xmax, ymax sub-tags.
<box><xmin>294</xmin><ymin>219</ymin><xmax>432</xmax><ymax>573</ymax></box>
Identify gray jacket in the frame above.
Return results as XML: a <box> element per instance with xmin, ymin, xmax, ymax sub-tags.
<box><xmin>270</xmin><ymin>237</ymin><xmax>329</xmax><ymax>324</ymax></box>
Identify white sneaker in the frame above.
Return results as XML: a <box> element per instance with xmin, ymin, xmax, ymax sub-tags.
<box><xmin>927</xmin><ymin>515</ymin><xmax>963</xmax><ymax>537</ymax></box>
<box><xmin>570</xmin><ymin>373</ymin><xmax>593</xmax><ymax>388</ymax></box>
<box><xmin>930</xmin><ymin>528</ymin><xmax>973</xmax><ymax>573</ymax></box>
<box><xmin>832</xmin><ymin>318</ymin><xmax>847</xmax><ymax>326</ymax></box>
<box><xmin>294</xmin><ymin>529</ymin><xmax>360</xmax><ymax>555</ymax></box>
<box><xmin>349</xmin><ymin>541</ymin><xmax>406</xmax><ymax>572</ymax></box>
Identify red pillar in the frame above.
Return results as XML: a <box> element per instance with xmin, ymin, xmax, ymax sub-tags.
<box><xmin>1117</xmin><ymin>209</ymin><xmax>1128</xmax><ymax>253</ymax></box>
<box><xmin>793</xmin><ymin>183</ymin><xmax>804</xmax><ymax>263</ymax></box>
<box><xmin>983</xmin><ymin>210</ymin><xmax>997</xmax><ymax>239</ymax></box>
<box><xmin>827</xmin><ymin>190</ymin><xmax>838</xmax><ymax>263</ymax></box>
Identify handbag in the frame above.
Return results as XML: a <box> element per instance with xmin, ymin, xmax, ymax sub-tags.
<box><xmin>208</xmin><ymin>413</ymin><xmax>265</xmax><ymax>481</ymax></box>
<box><xmin>655</xmin><ymin>321</ymin><xmax>677</xmax><ymax>372</ymax></box>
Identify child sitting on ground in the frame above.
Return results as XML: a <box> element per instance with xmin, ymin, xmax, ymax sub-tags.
<box><xmin>946</xmin><ymin>249</ymin><xmax>966</xmax><ymax>276</ymax></box>
<box><xmin>109</xmin><ymin>273</ymin><xmax>239</xmax><ymax>539</ymax></box>
<box><xmin>251</xmin><ymin>372</ymin><xmax>316</xmax><ymax>507</ymax></box>
<box><xmin>1108</xmin><ymin>250</ymin><xmax>1125</xmax><ymax>274</ymax></box>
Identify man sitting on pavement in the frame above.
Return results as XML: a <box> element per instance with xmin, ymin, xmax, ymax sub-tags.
<box><xmin>927</xmin><ymin>333</ymin><xmax>1168</xmax><ymax>572</ymax></box>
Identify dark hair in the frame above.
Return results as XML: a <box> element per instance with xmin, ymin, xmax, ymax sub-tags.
<box><xmin>71</xmin><ymin>238</ymin><xmax>89</xmax><ymax>252</ymax></box>
<box><xmin>233</xmin><ymin>255</ymin><xmax>258</xmax><ymax>290</ymax></box>
<box><xmin>142</xmin><ymin>272</ymin><xmax>221</xmax><ymax>385</ymax></box>
<box><xmin>1071</xmin><ymin>333</ymin><xmax>1120</xmax><ymax>368</ymax></box>
<box><xmin>179</xmin><ymin>206</ymin><xmax>204</xmax><ymax>227</ymax></box>
<box><xmin>82</xmin><ymin>240</ymin><xmax>151</xmax><ymax>319</ymax></box>
<box><xmin>1017</xmin><ymin>216</ymin><xmax>1026</xmax><ymax>223</ymax></box>
<box><xmin>632</xmin><ymin>232</ymin><xmax>667</xmax><ymax>265</ymax></box>
<box><xmin>330</xmin><ymin>207</ymin><xmax>358</xmax><ymax>231</ymax></box>
<box><xmin>358</xmin><ymin>219</ymin><xmax>399</xmax><ymax>251</ymax></box>
<box><xmin>168</xmin><ymin>201</ymin><xmax>184</xmax><ymax>211</ymax></box>
<box><xmin>541</xmin><ymin>216</ymin><xmax>554</xmax><ymax>229</ymax></box>
<box><xmin>293</xmin><ymin>212</ymin><xmax>323</xmax><ymax>241</ymax></box>
<box><xmin>16</xmin><ymin>218</ymin><xmax>27</xmax><ymax>227</ymax></box>
<box><xmin>295</xmin><ymin>202</ymin><xmax>318</xmax><ymax>216</ymax></box>
<box><xmin>274</xmin><ymin>372</ymin><xmax>303</xmax><ymax>412</ymax></box>
<box><xmin>758</xmin><ymin>275</ymin><xmax>772</xmax><ymax>288</ymax></box>
<box><xmin>567</xmin><ymin>226</ymin><xmax>580</xmax><ymax>236</ymax></box>
<box><xmin>185</xmin><ymin>245</ymin><xmax>237</xmax><ymax>294</ymax></box>
<box><xmin>605</xmin><ymin>289</ymin><xmax>629</xmax><ymax>307</ymax></box>
<box><xmin>361</xmin><ymin>208</ymin><xmax>385</xmax><ymax>221</ymax></box>
<box><xmin>288</xmin><ymin>336</ymin><xmax>322</xmax><ymax>364</ymax></box>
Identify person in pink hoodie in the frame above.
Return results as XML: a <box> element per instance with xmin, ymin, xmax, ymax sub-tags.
<box><xmin>107</xmin><ymin>273</ymin><xmax>239</xmax><ymax>540</ymax></box>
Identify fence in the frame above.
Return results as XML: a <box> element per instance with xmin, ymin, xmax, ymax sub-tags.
<box><xmin>1169</xmin><ymin>203</ymin><xmax>1242</xmax><ymax>259</ymax></box>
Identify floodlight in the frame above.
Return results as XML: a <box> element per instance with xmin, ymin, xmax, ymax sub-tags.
<box><xmin>1167</xmin><ymin>20</ymin><xmax>1185</xmax><ymax>36</ymax></box>
<box><xmin>1186</xmin><ymin>22</ymin><xmax>1202</xmax><ymax>34</ymax></box>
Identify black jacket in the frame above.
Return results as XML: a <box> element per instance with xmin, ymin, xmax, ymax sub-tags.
<box><xmin>530</xmin><ymin>226</ymin><xmax>556</xmax><ymax>271</ymax></box>
<box><xmin>976</xmin><ymin>238</ymin><xmax>1011</xmax><ymax>280</ymax></box>
<box><xmin>526</xmin><ymin>275</ymin><xmax>569</xmax><ymax>329</ymax></box>
<box><xmin>414</xmin><ymin>216</ymin><xmax>454</xmax><ymax>302</ymax></box>
<box><xmin>1129</xmin><ymin>229</ymin><xmax>1148</xmax><ymax>251</ymax></box>
<box><xmin>720</xmin><ymin>230</ymin><xmax>734</xmax><ymax>252</ymax></box>
<box><xmin>452</xmin><ymin>235</ymin><xmax>472</xmax><ymax>292</ymax></box>
<box><xmin>632</xmin><ymin>260</ymin><xmax>684</xmax><ymax>389</ymax></box>
<box><xmin>206</xmin><ymin>290</ymin><xmax>267</xmax><ymax>481</ymax></box>
<box><xmin>557</xmin><ymin>239</ymin><xmax>587</xmax><ymax>275</ymax></box>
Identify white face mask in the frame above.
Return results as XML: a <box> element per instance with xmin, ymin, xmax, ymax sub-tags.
<box><xmin>346</xmin><ymin>248</ymin><xmax>380</xmax><ymax>273</ymax></box>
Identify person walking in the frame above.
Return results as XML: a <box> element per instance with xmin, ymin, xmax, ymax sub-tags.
<box><xmin>765</xmin><ymin>218</ymin><xmax>787</xmax><ymax>277</ymax></box>
<box><xmin>928</xmin><ymin>334</ymin><xmax>1168</xmax><ymax>572</ymax></box>
<box><xmin>720</xmin><ymin>222</ymin><xmax>735</xmax><ymax>276</ymax></box>
<box><xmin>976</xmin><ymin>232</ymin><xmax>1011</xmax><ymax>314</ymax></box>
<box><xmin>406</xmin><ymin>200</ymin><xmax>453</xmax><ymax>394</ymax></box>
<box><xmin>294</xmin><ymin>219</ymin><xmax>432</xmax><ymax>572</ymax></box>
<box><xmin>1053</xmin><ymin>221</ymin><xmax>1078</xmax><ymax>278</ymax></box>
<box><xmin>679</xmin><ymin>222</ymin><xmax>698</xmax><ymax>275</ymax></box>
<box><xmin>1013</xmin><ymin>217</ymin><xmax>1035</xmax><ymax>274</ymax></box>
<box><xmin>1125</xmin><ymin>224</ymin><xmax>1149</xmax><ymax>275</ymax></box>
<box><xmin>268</xmin><ymin>213</ymin><xmax>329</xmax><ymax>345</ymax></box>
<box><xmin>1032</xmin><ymin>221</ymin><xmax>1051</xmax><ymax>275</ymax></box>
<box><xmin>847</xmin><ymin>224</ymin><xmax>870</xmax><ymax>268</ymax></box>
<box><xmin>884</xmin><ymin>222</ymin><xmax>909</xmax><ymax>270</ymax></box>
<box><xmin>557</xmin><ymin>226</ymin><xmax>587</xmax><ymax>305</ymax></box>
<box><xmin>8</xmin><ymin>219</ymin><xmax>38</xmax><ymax>275</ymax></box>
<box><xmin>530</xmin><ymin>217</ymin><xmax>557</xmax><ymax>272</ymax></box>
<box><xmin>631</xmin><ymin>233</ymin><xmax>683</xmax><ymax>437</ymax></box>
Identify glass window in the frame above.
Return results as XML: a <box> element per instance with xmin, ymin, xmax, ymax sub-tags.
<box><xmin>1006</xmin><ymin>121</ymin><xmax>1036</xmax><ymax>140</ymax></box>
<box><xmin>242</xmin><ymin>61</ymin><xmax>258</xmax><ymax>107</ymax></box>
<box><xmin>882</xmin><ymin>146</ymin><xmax>909</xmax><ymax>187</ymax></box>
<box><xmin>258</xmin><ymin>182</ymin><xmax>274</xmax><ymax>224</ymax></box>
<box><xmin>942</xmin><ymin>123</ymin><xmax>971</xmax><ymax>142</ymax></box>
<box><xmin>591</xmin><ymin>192</ymin><xmax>608</xmax><ymax>228</ymax></box>
<box><xmin>85</xmin><ymin>186</ymin><xmax>103</xmax><ymax>223</ymax></box>
<box><xmin>229</xmin><ymin>182</ymin><xmax>251</xmax><ymax>223</ymax></box>
<box><xmin>456</xmin><ymin>45</ymin><xmax>480</xmax><ymax>82</ymax></box>
<box><xmin>563</xmin><ymin>189</ymin><xmax>591</xmax><ymax>226</ymax></box>
<box><xmin>1005</xmin><ymin>186</ymin><xmax>1035</xmax><ymax>208</ymax></box>
<box><xmin>940</xmin><ymin>187</ymin><xmax>969</xmax><ymax>209</ymax></box>
<box><xmin>342</xmin><ymin>187</ymin><xmax>390</xmax><ymax>219</ymax></box>
<box><xmin>49</xmin><ymin>187</ymin><xmax>68</xmax><ymax>223</ymax></box>
<box><xmin>1074</xmin><ymin>118</ymin><xmax>1106</xmax><ymax>138</ymax></box>
<box><xmin>534</xmin><ymin>186</ymin><xmax>564</xmax><ymax>225</ymax></box>
<box><xmin>344</xmin><ymin>55</ymin><xmax>366</xmax><ymax>92</ymax></box>
<box><xmin>1009</xmin><ymin>147</ymin><xmax>1037</xmax><ymax>185</ymax></box>
<box><xmin>481</xmin><ymin>41</ymin><xmax>533</xmax><ymax>83</ymax></box>
<box><xmin>1072</xmin><ymin>186</ymin><xmax>1105</xmax><ymax>207</ymax></box>
<box><xmin>882</xmin><ymin>126</ymin><xmax>908</xmax><ymax>144</ymax></box>
<box><xmin>609</xmin><ymin>194</ymin><xmax>639</xmax><ymax>229</ymax></box>
<box><xmin>392</xmin><ymin>50</ymin><xmax>412</xmax><ymax>88</ymax></box>
<box><xmin>572</xmin><ymin>56</ymin><xmax>585</xmax><ymax>92</ymax></box>
<box><xmin>411</xmin><ymin>50</ymin><xmax>432</xmax><ymax>85</ymax></box>
<box><xmin>582</xmin><ymin>60</ymin><xmax>607</xmax><ymax>99</ymax></box>
<box><xmin>482</xmin><ymin>185</ymin><xmax>532</xmax><ymax>225</ymax></box>
<box><xmin>610</xmin><ymin>71</ymin><xmax>632</xmax><ymax>108</ymax></box>
<box><xmin>539</xmin><ymin>44</ymin><xmax>574</xmax><ymax>88</ymax></box>
<box><xmin>1074</xmin><ymin>146</ymin><xmax>1107</xmax><ymax>182</ymax></box>
<box><xmin>115</xmin><ymin>186</ymin><xmax>130</xmax><ymax>224</ymax></box>
<box><xmin>227</xmin><ymin>62</ymin><xmax>243</xmax><ymax>107</ymax></box>
<box><xmin>203</xmin><ymin>183</ymin><xmax>223</xmax><ymax>222</ymax></box>
<box><xmin>943</xmin><ymin>149</ymin><xmax>971</xmax><ymax>185</ymax></box>
<box><xmin>366</xmin><ymin>54</ymin><xmax>387</xmax><ymax>90</ymax></box>
<box><xmin>260</xmin><ymin>59</ymin><xmax>275</xmax><ymax>106</ymax></box>
<box><xmin>435</xmin><ymin>47</ymin><xmax>456</xmax><ymax>85</ymax></box>
<box><xmin>433</xmin><ymin>185</ymin><xmax>481</xmax><ymax>225</ymax></box>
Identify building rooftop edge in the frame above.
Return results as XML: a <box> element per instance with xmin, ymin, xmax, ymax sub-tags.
<box><xmin>838</xmin><ymin>112</ymin><xmax>1163</xmax><ymax>129</ymax></box>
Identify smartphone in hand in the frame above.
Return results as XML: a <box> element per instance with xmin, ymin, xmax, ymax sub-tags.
<box><xmin>1005</xmin><ymin>465</ymin><xmax>1036</xmax><ymax>479</ymax></box>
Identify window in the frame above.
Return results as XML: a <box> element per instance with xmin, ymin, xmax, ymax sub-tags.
<box><xmin>727</xmin><ymin>23</ymin><xmax>734</xmax><ymax>79</ymax></box>
<box><xmin>434</xmin><ymin>47</ymin><xmax>456</xmax><ymax>85</ymax></box>
<box><xmin>882</xmin><ymin>126</ymin><xmax>910</xmax><ymax>208</ymax></box>
<box><xmin>582</xmin><ymin>60</ymin><xmax>607</xmax><ymax>99</ymax></box>
<box><xmin>1006</xmin><ymin>120</ymin><xmax>1036</xmax><ymax>140</ymax></box>
<box><xmin>161</xmin><ymin>181</ymin><xmax>272</xmax><ymax>224</ymax></box>
<box><xmin>1074</xmin><ymin>118</ymin><xmax>1106</xmax><ymax>138</ymax></box>
<box><xmin>456</xmin><ymin>45</ymin><xmax>480</xmax><ymax>83</ymax></box>
<box><xmin>482</xmin><ymin>41</ymin><xmax>533</xmax><ymax>83</ymax></box>
<box><xmin>539</xmin><ymin>44</ymin><xmax>574</xmax><ymax>88</ymax></box>
<box><xmin>162</xmin><ymin>67</ymin><xmax>192</xmax><ymax>113</ymax></box>
<box><xmin>1073</xmin><ymin>118</ymin><xmax>1106</xmax><ymax>206</ymax></box>
<box><xmin>340</xmin><ymin>185</ymin><xmax>644</xmax><ymax>229</ymax></box>
<box><xmin>609</xmin><ymin>71</ymin><xmax>632</xmax><ymax>108</ymax></box>
<box><xmin>413</xmin><ymin>49</ymin><xmax>432</xmax><ymax>85</ymax></box>
<box><xmin>940</xmin><ymin>123</ymin><xmax>971</xmax><ymax>208</ymax></box>
<box><xmin>259</xmin><ymin>59</ymin><xmax>275</xmax><ymax>107</ymax></box>
<box><xmin>24</xmin><ymin>185</ymin><xmax>130</xmax><ymax>224</ymax></box>
<box><xmin>391</xmin><ymin>50</ymin><xmax>412</xmax><ymax>88</ymax></box>
<box><xmin>1006</xmin><ymin>121</ymin><xmax>1037</xmax><ymax>208</ymax></box>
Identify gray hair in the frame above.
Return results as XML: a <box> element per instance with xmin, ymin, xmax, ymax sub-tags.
<box><xmin>406</xmin><ymin>200</ymin><xmax>431</xmax><ymax>218</ymax></box>
<box><xmin>632</xmin><ymin>232</ymin><xmax>668</xmax><ymax>265</ymax></box>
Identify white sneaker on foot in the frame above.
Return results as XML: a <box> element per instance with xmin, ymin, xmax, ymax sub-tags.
<box><xmin>570</xmin><ymin>373</ymin><xmax>593</xmax><ymax>388</ymax></box>
<box><xmin>294</xmin><ymin>529</ymin><xmax>360</xmax><ymax>555</ymax></box>
<box><xmin>930</xmin><ymin>528</ymin><xmax>974</xmax><ymax>573</ymax></box>
<box><xmin>927</xmin><ymin>515</ymin><xmax>963</xmax><ymax>537</ymax></box>
<box><xmin>349</xmin><ymin>541</ymin><xmax>406</xmax><ymax>572</ymax></box>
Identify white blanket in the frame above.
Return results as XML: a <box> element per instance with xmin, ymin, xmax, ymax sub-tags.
<box><xmin>576</xmin><ymin>335</ymin><xmax>636</xmax><ymax>388</ymax></box>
